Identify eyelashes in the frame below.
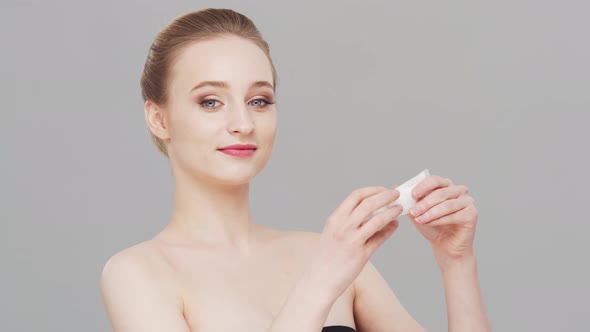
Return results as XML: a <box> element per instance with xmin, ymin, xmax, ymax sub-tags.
<box><xmin>199</xmin><ymin>98</ymin><xmax>276</xmax><ymax>111</ymax></box>
<box><xmin>199</xmin><ymin>99</ymin><xmax>221</xmax><ymax>109</ymax></box>
<box><xmin>249</xmin><ymin>99</ymin><xmax>276</xmax><ymax>108</ymax></box>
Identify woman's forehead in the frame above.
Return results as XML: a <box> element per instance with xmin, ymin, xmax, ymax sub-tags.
<box><xmin>170</xmin><ymin>37</ymin><xmax>273</xmax><ymax>93</ymax></box>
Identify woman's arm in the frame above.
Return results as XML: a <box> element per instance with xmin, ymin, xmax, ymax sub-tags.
<box><xmin>352</xmin><ymin>255</ymin><xmax>491</xmax><ymax>332</ymax></box>
<box><xmin>267</xmin><ymin>267</ymin><xmax>339</xmax><ymax>332</ymax></box>
<box><xmin>406</xmin><ymin>174</ymin><xmax>491</xmax><ymax>331</ymax></box>
<box><xmin>352</xmin><ymin>260</ymin><xmax>427</xmax><ymax>332</ymax></box>
<box><xmin>100</xmin><ymin>248</ymin><xmax>191</xmax><ymax>332</ymax></box>
<box><xmin>436</xmin><ymin>253</ymin><xmax>491</xmax><ymax>332</ymax></box>
<box><xmin>268</xmin><ymin>187</ymin><xmax>408</xmax><ymax>331</ymax></box>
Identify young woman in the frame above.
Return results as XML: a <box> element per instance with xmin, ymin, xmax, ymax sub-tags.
<box><xmin>100</xmin><ymin>8</ymin><xmax>491</xmax><ymax>332</ymax></box>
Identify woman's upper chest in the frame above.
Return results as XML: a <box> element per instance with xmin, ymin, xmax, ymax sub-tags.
<box><xmin>154</xmin><ymin>233</ymin><xmax>356</xmax><ymax>331</ymax></box>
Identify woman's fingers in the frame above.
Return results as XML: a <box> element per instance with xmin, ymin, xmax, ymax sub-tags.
<box><xmin>413</xmin><ymin>195</ymin><xmax>474</xmax><ymax>224</ymax></box>
<box><xmin>412</xmin><ymin>175</ymin><xmax>454</xmax><ymax>201</ymax></box>
<box><xmin>349</xmin><ymin>189</ymin><xmax>400</xmax><ymax>227</ymax></box>
<box><xmin>364</xmin><ymin>219</ymin><xmax>399</xmax><ymax>253</ymax></box>
<box><xmin>357</xmin><ymin>203</ymin><xmax>403</xmax><ymax>242</ymax></box>
<box><xmin>333</xmin><ymin>186</ymin><xmax>390</xmax><ymax>218</ymax></box>
<box><xmin>410</xmin><ymin>185</ymin><xmax>469</xmax><ymax>218</ymax></box>
<box><xmin>324</xmin><ymin>185</ymin><xmax>403</xmax><ymax>254</ymax></box>
<box><xmin>419</xmin><ymin>203</ymin><xmax>477</xmax><ymax>227</ymax></box>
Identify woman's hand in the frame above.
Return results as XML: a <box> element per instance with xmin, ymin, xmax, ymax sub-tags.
<box><xmin>308</xmin><ymin>186</ymin><xmax>405</xmax><ymax>302</ymax></box>
<box><xmin>406</xmin><ymin>175</ymin><xmax>478</xmax><ymax>264</ymax></box>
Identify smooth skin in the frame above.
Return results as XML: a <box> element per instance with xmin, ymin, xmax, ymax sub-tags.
<box><xmin>100</xmin><ymin>34</ymin><xmax>490</xmax><ymax>332</ymax></box>
<box><xmin>408</xmin><ymin>176</ymin><xmax>491</xmax><ymax>332</ymax></box>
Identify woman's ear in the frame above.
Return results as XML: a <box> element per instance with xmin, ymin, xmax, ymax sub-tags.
<box><xmin>144</xmin><ymin>100</ymin><xmax>170</xmax><ymax>140</ymax></box>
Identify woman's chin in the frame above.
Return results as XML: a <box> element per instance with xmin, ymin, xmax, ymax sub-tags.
<box><xmin>215</xmin><ymin>175</ymin><xmax>256</xmax><ymax>186</ymax></box>
<box><xmin>213</xmin><ymin>168</ymin><xmax>261</xmax><ymax>186</ymax></box>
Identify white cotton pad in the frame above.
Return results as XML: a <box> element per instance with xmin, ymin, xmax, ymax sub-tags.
<box><xmin>364</xmin><ymin>169</ymin><xmax>430</xmax><ymax>222</ymax></box>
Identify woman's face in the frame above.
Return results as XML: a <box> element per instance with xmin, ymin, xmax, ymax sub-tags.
<box><xmin>162</xmin><ymin>35</ymin><xmax>277</xmax><ymax>186</ymax></box>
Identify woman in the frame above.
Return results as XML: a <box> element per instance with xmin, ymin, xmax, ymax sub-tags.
<box><xmin>100</xmin><ymin>8</ymin><xmax>491</xmax><ymax>332</ymax></box>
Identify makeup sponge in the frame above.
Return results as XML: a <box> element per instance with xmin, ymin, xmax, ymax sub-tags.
<box><xmin>365</xmin><ymin>169</ymin><xmax>430</xmax><ymax>222</ymax></box>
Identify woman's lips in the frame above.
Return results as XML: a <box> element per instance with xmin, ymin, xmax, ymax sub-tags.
<box><xmin>218</xmin><ymin>148</ymin><xmax>256</xmax><ymax>157</ymax></box>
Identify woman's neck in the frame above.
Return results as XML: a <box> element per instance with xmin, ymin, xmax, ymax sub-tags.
<box><xmin>161</xmin><ymin>170</ymin><xmax>260</xmax><ymax>253</ymax></box>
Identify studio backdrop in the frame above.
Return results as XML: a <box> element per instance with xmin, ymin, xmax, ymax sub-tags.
<box><xmin>1</xmin><ymin>0</ymin><xmax>588</xmax><ymax>331</ymax></box>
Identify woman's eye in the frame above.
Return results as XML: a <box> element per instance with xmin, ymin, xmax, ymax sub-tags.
<box><xmin>250</xmin><ymin>98</ymin><xmax>275</xmax><ymax>109</ymax></box>
<box><xmin>200</xmin><ymin>99</ymin><xmax>221</xmax><ymax>109</ymax></box>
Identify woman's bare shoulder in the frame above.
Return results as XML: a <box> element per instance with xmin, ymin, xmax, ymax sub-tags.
<box><xmin>288</xmin><ymin>229</ymin><xmax>321</xmax><ymax>243</ymax></box>
<box><xmin>102</xmin><ymin>240</ymin><xmax>166</xmax><ymax>269</ymax></box>
<box><xmin>254</xmin><ymin>223</ymin><xmax>319</xmax><ymax>242</ymax></box>
<box><xmin>100</xmin><ymin>240</ymin><xmax>177</xmax><ymax>292</ymax></box>
<box><xmin>100</xmin><ymin>241</ymin><xmax>189</xmax><ymax>330</ymax></box>
<box><xmin>273</xmin><ymin>229</ymin><xmax>322</xmax><ymax>255</ymax></box>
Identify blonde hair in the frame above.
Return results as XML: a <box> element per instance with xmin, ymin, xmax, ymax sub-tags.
<box><xmin>140</xmin><ymin>8</ymin><xmax>278</xmax><ymax>157</ymax></box>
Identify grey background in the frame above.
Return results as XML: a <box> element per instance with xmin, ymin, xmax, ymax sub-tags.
<box><xmin>1</xmin><ymin>0</ymin><xmax>588</xmax><ymax>331</ymax></box>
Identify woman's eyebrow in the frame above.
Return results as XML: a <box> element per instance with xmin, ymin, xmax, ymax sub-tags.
<box><xmin>189</xmin><ymin>80</ymin><xmax>273</xmax><ymax>93</ymax></box>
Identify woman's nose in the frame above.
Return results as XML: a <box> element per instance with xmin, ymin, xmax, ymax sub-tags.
<box><xmin>227</xmin><ymin>105</ymin><xmax>255</xmax><ymax>134</ymax></box>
